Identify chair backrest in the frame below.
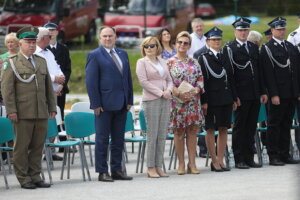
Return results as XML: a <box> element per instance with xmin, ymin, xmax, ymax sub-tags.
<box><xmin>1</xmin><ymin>106</ymin><xmax>7</xmax><ymax>117</ymax></box>
<box><xmin>125</xmin><ymin>112</ymin><xmax>134</xmax><ymax>133</ymax></box>
<box><xmin>55</xmin><ymin>105</ymin><xmax>63</xmax><ymax>126</ymax></box>
<box><xmin>47</xmin><ymin>118</ymin><xmax>59</xmax><ymax>139</ymax></box>
<box><xmin>139</xmin><ymin>110</ymin><xmax>147</xmax><ymax>131</ymax></box>
<box><xmin>70</xmin><ymin>102</ymin><xmax>93</xmax><ymax>113</ymax></box>
<box><xmin>64</xmin><ymin>112</ymin><xmax>95</xmax><ymax>138</ymax></box>
<box><xmin>257</xmin><ymin>104</ymin><xmax>267</xmax><ymax>123</ymax></box>
<box><xmin>0</xmin><ymin>117</ymin><xmax>14</xmax><ymax>144</ymax></box>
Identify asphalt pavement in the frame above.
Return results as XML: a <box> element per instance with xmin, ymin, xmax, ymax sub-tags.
<box><xmin>1</xmin><ymin>136</ymin><xmax>299</xmax><ymax>200</ymax></box>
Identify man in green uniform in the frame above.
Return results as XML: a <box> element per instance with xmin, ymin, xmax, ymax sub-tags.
<box><xmin>1</xmin><ymin>26</ymin><xmax>56</xmax><ymax>189</ymax></box>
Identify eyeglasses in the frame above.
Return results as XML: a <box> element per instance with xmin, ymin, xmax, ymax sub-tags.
<box><xmin>143</xmin><ymin>44</ymin><xmax>157</xmax><ymax>49</ymax></box>
<box><xmin>176</xmin><ymin>41</ymin><xmax>190</xmax><ymax>46</ymax></box>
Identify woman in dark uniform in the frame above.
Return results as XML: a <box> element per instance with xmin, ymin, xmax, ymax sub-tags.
<box><xmin>198</xmin><ymin>27</ymin><xmax>237</xmax><ymax>172</ymax></box>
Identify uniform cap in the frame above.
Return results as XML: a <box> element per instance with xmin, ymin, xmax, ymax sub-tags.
<box><xmin>204</xmin><ymin>27</ymin><xmax>223</xmax><ymax>39</ymax></box>
<box><xmin>16</xmin><ymin>26</ymin><xmax>38</xmax><ymax>40</ymax></box>
<box><xmin>43</xmin><ymin>22</ymin><xmax>58</xmax><ymax>30</ymax></box>
<box><xmin>268</xmin><ymin>17</ymin><xmax>286</xmax><ymax>29</ymax></box>
<box><xmin>263</xmin><ymin>28</ymin><xmax>272</xmax><ymax>36</ymax></box>
<box><xmin>232</xmin><ymin>17</ymin><xmax>252</xmax><ymax>30</ymax></box>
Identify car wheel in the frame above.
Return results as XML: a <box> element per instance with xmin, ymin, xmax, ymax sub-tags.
<box><xmin>84</xmin><ymin>22</ymin><xmax>96</xmax><ymax>44</ymax></box>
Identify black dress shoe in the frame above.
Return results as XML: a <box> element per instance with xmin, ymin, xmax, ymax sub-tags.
<box><xmin>281</xmin><ymin>158</ymin><xmax>300</xmax><ymax>164</ymax></box>
<box><xmin>98</xmin><ymin>173</ymin><xmax>114</xmax><ymax>182</ymax></box>
<box><xmin>269</xmin><ymin>159</ymin><xmax>285</xmax><ymax>166</ymax></box>
<box><xmin>246</xmin><ymin>161</ymin><xmax>262</xmax><ymax>168</ymax></box>
<box><xmin>21</xmin><ymin>182</ymin><xmax>36</xmax><ymax>189</ymax></box>
<box><xmin>210</xmin><ymin>162</ymin><xmax>223</xmax><ymax>172</ymax></box>
<box><xmin>52</xmin><ymin>154</ymin><xmax>63</xmax><ymax>161</ymax></box>
<box><xmin>199</xmin><ymin>152</ymin><xmax>208</xmax><ymax>158</ymax></box>
<box><xmin>235</xmin><ymin>162</ymin><xmax>250</xmax><ymax>169</ymax></box>
<box><xmin>34</xmin><ymin>181</ymin><xmax>51</xmax><ymax>188</ymax></box>
<box><xmin>111</xmin><ymin>171</ymin><xmax>133</xmax><ymax>180</ymax></box>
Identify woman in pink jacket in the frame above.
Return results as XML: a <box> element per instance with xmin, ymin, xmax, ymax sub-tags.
<box><xmin>136</xmin><ymin>36</ymin><xmax>173</xmax><ymax>178</ymax></box>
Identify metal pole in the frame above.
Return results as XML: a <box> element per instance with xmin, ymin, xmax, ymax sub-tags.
<box><xmin>233</xmin><ymin>0</ymin><xmax>238</xmax><ymax>20</ymax></box>
<box><xmin>144</xmin><ymin>0</ymin><xmax>147</xmax><ymax>36</ymax></box>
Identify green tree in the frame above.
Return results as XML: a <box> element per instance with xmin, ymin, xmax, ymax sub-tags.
<box><xmin>287</xmin><ymin>0</ymin><xmax>300</xmax><ymax>15</ymax></box>
<box><xmin>267</xmin><ymin>0</ymin><xmax>285</xmax><ymax>16</ymax></box>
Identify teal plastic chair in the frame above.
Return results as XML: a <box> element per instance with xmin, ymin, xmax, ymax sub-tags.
<box><xmin>44</xmin><ymin>117</ymin><xmax>90</xmax><ymax>184</ymax></box>
<box><xmin>125</xmin><ymin>111</ymin><xmax>146</xmax><ymax>173</ymax></box>
<box><xmin>64</xmin><ymin>112</ymin><xmax>96</xmax><ymax>180</ymax></box>
<box><xmin>0</xmin><ymin>117</ymin><xmax>14</xmax><ymax>189</ymax></box>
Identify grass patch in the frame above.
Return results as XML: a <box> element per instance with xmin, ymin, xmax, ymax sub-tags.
<box><xmin>69</xmin><ymin>49</ymin><xmax>142</xmax><ymax>94</ymax></box>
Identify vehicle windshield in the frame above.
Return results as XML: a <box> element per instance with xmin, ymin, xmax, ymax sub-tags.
<box><xmin>3</xmin><ymin>0</ymin><xmax>56</xmax><ymax>14</ymax></box>
<box><xmin>107</xmin><ymin>0</ymin><xmax>166</xmax><ymax>15</ymax></box>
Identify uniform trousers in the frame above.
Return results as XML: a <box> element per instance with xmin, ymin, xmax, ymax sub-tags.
<box><xmin>13</xmin><ymin>119</ymin><xmax>47</xmax><ymax>185</ymax></box>
<box><xmin>143</xmin><ymin>98</ymin><xmax>170</xmax><ymax>168</ymax></box>
<box><xmin>267</xmin><ymin>98</ymin><xmax>296</xmax><ymax>160</ymax></box>
<box><xmin>232</xmin><ymin>100</ymin><xmax>260</xmax><ymax>163</ymax></box>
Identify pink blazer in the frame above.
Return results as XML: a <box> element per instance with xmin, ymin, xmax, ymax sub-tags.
<box><xmin>136</xmin><ymin>56</ymin><xmax>173</xmax><ymax>101</ymax></box>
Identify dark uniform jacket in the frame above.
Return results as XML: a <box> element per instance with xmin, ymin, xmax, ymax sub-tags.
<box><xmin>1</xmin><ymin>53</ymin><xmax>56</xmax><ymax>119</ymax></box>
<box><xmin>260</xmin><ymin>38</ymin><xmax>300</xmax><ymax>99</ymax></box>
<box><xmin>223</xmin><ymin>40</ymin><xmax>266</xmax><ymax>101</ymax></box>
<box><xmin>198</xmin><ymin>49</ymin><xmax>237</xmax><ymax>106</ymax></box>
<box><xmin>193</xmin><ymin>45</ymin><xmax>209</xmax><ymax>61</ymax></box>
<box><xmin>47</xmin><ymin>42</ymin><xmax>71</xmax><ymax>94</ymax></box>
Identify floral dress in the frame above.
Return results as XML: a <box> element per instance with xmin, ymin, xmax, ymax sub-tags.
<box><xmin>161</xmin><ymin>48</ymin><xmax>177</xmax><ymax>60</ymax></box>
<box><xmin>167</xmin><ymin>56</ymin><xmax>205</xmax><ymax>129</ymax></box>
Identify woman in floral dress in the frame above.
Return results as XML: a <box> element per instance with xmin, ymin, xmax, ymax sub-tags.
<box><xmin>167</xmin><ymin>31</ymin><xmax>204</xmax><ymax>175</ymax></box>
<box><xmin>156</xmin><ymin>28</ymin><xmax>177</xmax><ymax>59</ymax></box>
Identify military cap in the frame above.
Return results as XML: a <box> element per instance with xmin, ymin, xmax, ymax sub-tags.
<box><xmin>16</xmin><ymin>26</ymin><xmax>38</xmax><ymax>40</ymax></box>
<box><xmin>268</xmin><ymin>17</ymin><xmax>286</xmax><ymax>29</ymax></box>
<box><xmin>232</xmin><ymin>17</ymin><xmax>252</xmax><ymax>30</ymax></box>
<box><xmin>263</xmin><ymin>28</ymin><xmax>272</xmax><ymax>36</ymax></box>
<box><xmin>43</xmin><ymin>22</ymin><xmax>58</xmax><ymax>30</ymax></box>
<box><xmin>204</xmin><ymin>27</ymin><xmax>223</xmax><ymax>39</ymax></box>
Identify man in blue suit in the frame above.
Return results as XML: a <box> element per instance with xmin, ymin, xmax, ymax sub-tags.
<box><xmin>86</xmin><ymin>26</ymin><xmax>133</xmax><ymax>182</ymax></box>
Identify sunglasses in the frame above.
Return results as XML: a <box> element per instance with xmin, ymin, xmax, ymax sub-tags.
<box><xmin>143</xmin><ymin>44</ymin><xmax>157</xmax><ymax>49</ymax></box>
<box><xmin>176</xmin><ymin>41</ymin><xmax>190</xmax><ymax>46</ymax></box>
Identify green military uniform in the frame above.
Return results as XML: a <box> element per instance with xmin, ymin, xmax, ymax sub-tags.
<box><xmin>1</xmin><ymin>27</ymin><xmax>56</xmax><ymax>186</ymax></box>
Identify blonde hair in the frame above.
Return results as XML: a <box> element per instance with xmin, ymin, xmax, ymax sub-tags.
<box><xmin>176</xmin><ymin>31</ymin><xmax>192</xmax><ymax>45</ymax></box>
<box><xmin>140</xmin><ymin>36</ymin><xmax>162</xmax><ymax>57</ymax></box>
<box><xmin>4</xmin><ymin>33</ymin><xmax>18</xmax><ymax>45</ymax></box>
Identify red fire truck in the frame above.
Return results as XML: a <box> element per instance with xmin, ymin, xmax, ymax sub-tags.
<box><xmin>0</xmin><ymin>0</ymin><xmax>99</xmax><ymax>49</ymax></box>
<box><xmin>103</xmin><ymin>0</ymin><xmax>195</xmax><ymax>47</ymax></box>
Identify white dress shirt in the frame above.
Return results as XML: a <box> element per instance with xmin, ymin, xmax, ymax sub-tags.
<box><xmin>188</xmin><ymin>32</ymin><xmax>206</xmax><ymax>58</ymax></box>
<box><xmin>104</xmin><ymin>47</ymin><xmax>123</xmax><ymax>69</ymax></box>
<box><xmin>35</xmin><ymin>45</ymin><xmax>64</xmax><ymax>92</ymax></box>
<box><xmin>287</xmin><ymin>26</ymin><xmax>300</xmax><ymax>46</ymax></box>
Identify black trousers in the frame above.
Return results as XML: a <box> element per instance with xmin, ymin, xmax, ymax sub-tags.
<box><xmin>232</xmin><ymin>100</ymin><xmax>260</xmax><ymax>163</ymax></box>
<box><xmin>267</xmin><ymin>98</ymin><xmax>296</xmax><ymax>160</ymax></box>
<box><xmin>293</xmin><ymin>101</ymin><xmax>300</xmax><ymax>151</ymax></box>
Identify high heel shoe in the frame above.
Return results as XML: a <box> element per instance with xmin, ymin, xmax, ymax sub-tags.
<box><xmin>210</xmin><ymin>162</ymin><xmax>223</xmax><ymax>172</ymax></box>
<box><xmin>147</xmin><ymin>170</ymin><xmax>160</xmax><ymax>178</ymax></box>
<box><xmin>187</xmin><ymin>164</ymin><xmax>200</xmax><ymax>174</ymax></box>
<box><xmin>156</xmin><ymin>167</ymin><xmax>169</xmax><ymax>177</ymax></box>
<box><xmin>220</xmin><ymin>165</ymin><xmax>230</xmax><ymax>171</ymax></box>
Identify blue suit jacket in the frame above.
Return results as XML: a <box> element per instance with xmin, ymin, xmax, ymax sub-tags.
<box><xmin>86</xmin><ymin>46</ymin><xmax>133</xmax><ymax>111</ymax></box>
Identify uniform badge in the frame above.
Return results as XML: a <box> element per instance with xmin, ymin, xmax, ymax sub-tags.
<box><xmin>209</xmin><ymin>51</ymin><xmax>213</xmax><ymax>55</ymax></box>
<box><xmin>237</xmin><ymin>44</ymin><xmax>240</xmax><ymax>48</ymax></box>
<box><xmin>2</xmin><ymin>62</ymin><xmax>8</xmax><ymax>71</ymax></box>
<box><xmin>274</xmin><ymin>42</ymin><xmax>277</xmax><ymax>46</ymax></box>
